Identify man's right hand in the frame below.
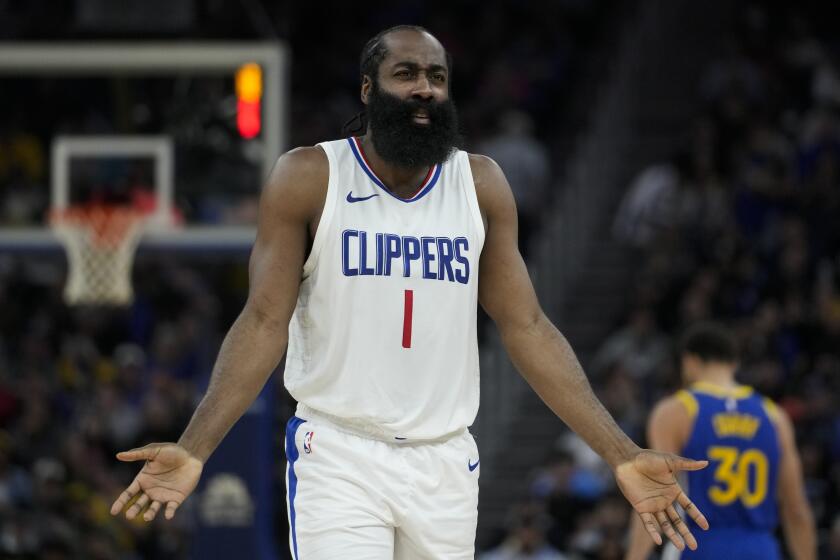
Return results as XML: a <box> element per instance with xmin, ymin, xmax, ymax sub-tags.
<box><xmin>110</xmin><ymin>443</ymin><xmax>203</xmax><ymax>521</ymax></box>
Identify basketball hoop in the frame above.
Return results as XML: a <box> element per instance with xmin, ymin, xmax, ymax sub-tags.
<box><xmin>50</xmin><ymin>205</ymin><xmax>148</xmax><ymax>306</ymax></box>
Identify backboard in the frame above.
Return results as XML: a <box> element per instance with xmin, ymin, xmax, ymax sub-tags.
<box><xmin>0</xmin><ymin>42</ymin><xmax>288</xmax><ymax>253</ymax></box>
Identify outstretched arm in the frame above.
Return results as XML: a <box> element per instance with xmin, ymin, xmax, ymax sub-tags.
<box><xmin>472</xmin><ymin>154</ymin><xmax>708</xmax><ymax>551</ymax></box>
<box><xmin>175</xmin><ymin>147</ymin><xmax>326</xmax><ymax>462</ymax></box>
<box><xmin>110</xmin><ymin>147</ymin><xmax>328</xmax><ymax>521</ymax></box>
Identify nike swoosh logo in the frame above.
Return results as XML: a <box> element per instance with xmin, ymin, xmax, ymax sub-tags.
<box><xmin>468</xmin><ymin>459</ymin><xmax>480</xmax><ymax>472</ymax></box>
<box><xmin>346</xmin><ymin>192</ymin><xmax>379</xmax><ymax>203</ymax></box>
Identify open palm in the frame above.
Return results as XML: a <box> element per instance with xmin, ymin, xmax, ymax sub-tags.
<box><xmin>110</xmin><ymin>443</ymin><xmax>204</xmax><ymax>521</ymax></box>
<box><xmin>615</xmin><ymin>450</ymin><xmax>709</xmax><ymax>551</ymax></box>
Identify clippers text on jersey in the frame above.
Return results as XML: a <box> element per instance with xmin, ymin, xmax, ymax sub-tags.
<box><xmin>341</xmin><ymin>229</ymin><xmax>471</xmax><ymax>284</ymax></box>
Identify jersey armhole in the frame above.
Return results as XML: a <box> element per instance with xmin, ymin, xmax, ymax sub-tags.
<box><xmin>674</xmin><ymin>389</ymin><xmax>700</xmax><ymax>440</ymax></box>
<box><xmin>761</xmin><ymin>397</ymin><xmax>781</xmax><ymax>423</ymax></box>
<box><xmin>302</xmin><ymin>142</ymin><xmax>339</xmax><ymax>276</ymax></box>
<box><xmin>671</xmin><ymin>390</ymin><xmax>699</xmax><ymax>451</ymax></box>
<box><xmin>459</xmin><ymin>152</ymin><xmax>486</xmax><ymax>247</ymax></box>
<box><xmin>674</xmin><ymin>390</ymin><xmax>699</xmax><ymax>422</ymax></box>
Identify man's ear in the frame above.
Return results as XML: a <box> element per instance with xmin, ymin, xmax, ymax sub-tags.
<box><xmin>361</xmin><ymin>75</ymin><xmax>373</xmax><ymax>105</ymax></box>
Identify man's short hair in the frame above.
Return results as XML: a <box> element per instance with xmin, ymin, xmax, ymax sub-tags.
<box><xmin>679</xmin><ymin>321</ymin><xmax>738</xmax><ymax>363</ymax></box>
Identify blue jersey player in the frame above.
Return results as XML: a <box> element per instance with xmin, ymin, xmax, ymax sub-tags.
<box><xmin>625</xmin><ymin>322</ymin><xmax>816</xmax><ymax>560</ymax></box>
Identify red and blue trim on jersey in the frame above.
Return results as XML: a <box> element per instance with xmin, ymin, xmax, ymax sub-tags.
<box><xmin>347</xmin><ymin>136</ymin><xmax>442</xmax><ymax>202</ymax></box>
<box><xmin>285</xmin><ymin>416</ymin><xmax>306</xmax><ymax>560</ymax></box>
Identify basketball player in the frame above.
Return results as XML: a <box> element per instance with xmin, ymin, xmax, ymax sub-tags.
<box><xmin>110</xmin><ymin>25</ymin><xmax>711</xmax><ymax>558</ymax></box>
<box><xmin>624</xmin><ymin>322</ymin><xmax>816</xmax><ymax>560</ymax></box>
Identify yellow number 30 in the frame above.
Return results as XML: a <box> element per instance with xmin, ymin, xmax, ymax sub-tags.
<box><xmin>707</xmin><ymin>446</ymin><xmax>768</xmax><ymax>507</ymax></box>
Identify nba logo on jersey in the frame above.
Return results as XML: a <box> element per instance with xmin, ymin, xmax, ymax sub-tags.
<box><xmin>303</xmin><ymin>431</ymin><xmax>314</xmax><ymax>454</ymax></box>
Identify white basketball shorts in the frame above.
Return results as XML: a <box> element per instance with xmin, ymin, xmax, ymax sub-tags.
<box><xmin>285</xmin><ymin>414</ymin><xmax>480</xmax><ymax>559</ymax></box>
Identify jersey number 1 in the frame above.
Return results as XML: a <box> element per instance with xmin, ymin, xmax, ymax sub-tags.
<box><xmin>402</xmin><ymin>290</ymin><xmax>413</xmax><ymax>348</ymax></box>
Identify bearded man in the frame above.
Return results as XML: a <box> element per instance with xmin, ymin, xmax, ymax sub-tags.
<box><xmin>110</xmin><ymin>25</ymin><xmax>710</xmax><ymax>560</ymax></box>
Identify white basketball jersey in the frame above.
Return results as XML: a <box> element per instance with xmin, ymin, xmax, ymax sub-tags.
<box><xmin>284</xmin><ymin>137</ymin><xmax>485</xmax><ymax>441</ymax></box>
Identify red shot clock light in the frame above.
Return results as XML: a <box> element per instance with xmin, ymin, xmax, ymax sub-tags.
<box><xmin>235</xmin><ymin>62</ymin><xmax>262</xmax><ymax>139</ymax></box>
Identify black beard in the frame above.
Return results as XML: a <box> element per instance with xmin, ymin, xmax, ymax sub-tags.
<box><xmin>365</xmin><ymin>83</ymin><xmax>462</xmax><ymax>168</ymax></box>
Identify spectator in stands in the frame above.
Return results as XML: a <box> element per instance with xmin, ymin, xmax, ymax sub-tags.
<box><xmin>591</xmin><ymin>307</ymin><xmax>670</xmax><ymax>381</ymax></box>
<box><xmin>477</xmin><ymin>110</ymin><xmax>550</xmax><ymax>254</ymax></box>
<box><xmin>612</xmin><ymin>153</ymin><xmax>687</xmax><ymax>248</ymax></box>
<box><xmin>480</xmin><ymin>502</ymin><xmax>569</xmax><ymax>560</ymax></box>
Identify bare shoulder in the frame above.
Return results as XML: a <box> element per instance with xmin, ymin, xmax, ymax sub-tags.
<box><xmin>266</xmin><ymin>146</ymin><xmax>328</xmax><ymax>198</ymax></box>
<box><xmin>468</xmin><ymin>153</ymin><xmax>507</xmax><ymax>195</ymax></box>
<box><xmin>764</xmin><ymin>398</ymin><xmax>794</xmax><ymax>442</ymax></box>
<box><xmin>647</xmin><ymin>394</ymin><xmax>694</xmax><ymax>452</ymax></box>
<box><xmin>650</xmin><ymin>395</ymin><xmax>692</xmax><ymax>423</ymax></box>
<box><xmin>261</xmin><ymin>146</ymin><xmax>329</xmax><ymax>221</ymax></box>
<box><xmin>467</xmin><ymin>153</ymin><xmax>514</xmax><ymax>225</ymax></box>
<box><xmin>467</xmin><ymin>153</ymin><xmax>503</xmax><ymax>180</ymax></box>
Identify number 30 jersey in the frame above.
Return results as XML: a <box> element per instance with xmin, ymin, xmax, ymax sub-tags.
<box><xmin>283</xmin><ymin>138</ymin><xmax>485</xmax><ymax>442</ymax></box>
<box><xmin>677</xmin><ymin>383</ymin><xmax>781</xmax><ymax>534</ymax></box>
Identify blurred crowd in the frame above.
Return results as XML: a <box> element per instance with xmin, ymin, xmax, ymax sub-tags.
<box><xmin>0</xmin><ymin>257</ymin><xmax>252</xmax><ymax>558</ymax></box>
<box><xmin>4</xmin><ymin>1</ymin><xmax>840</xmax><ymax>559</ymax></box>
<box><xmin>0</xmin><ymin>1</ymin><xmax>610</xmax><ymax>558</ymax></box>
<box><xmin>482</xmin><ymin>3</ymin><xmax>840</xmax><ymax>559</ymax></box>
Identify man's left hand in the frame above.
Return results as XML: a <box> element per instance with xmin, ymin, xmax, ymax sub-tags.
<box><xmin>615</xmin><ymin>450</ymin><xmax>709</xmax><ymax>551</ymax></box>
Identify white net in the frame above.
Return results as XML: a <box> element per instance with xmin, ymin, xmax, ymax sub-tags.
<box><xmin>51</xmin><ymin>206</ymin><xmax>147</xmax><ymax>306</ymax></box>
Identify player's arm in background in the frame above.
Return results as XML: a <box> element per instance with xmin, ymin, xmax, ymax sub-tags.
<box><xmin>624</xmin><ymin>395</ymin><xmax>693</xmax><ymax>560</ymax></box>
<box><xmin>771</xmin><ymin>402</ymin><xmax>817</xmax><ymax>560</ymax></box>
<box><xmin>471</xmin><ymin>154</ymin><xmax>708</xmax><ymax>552</ymax></box>
<box><xmin>109</xmin><ymin>146</ymin><xmax>328</xmax><ymax>522</ymax></box>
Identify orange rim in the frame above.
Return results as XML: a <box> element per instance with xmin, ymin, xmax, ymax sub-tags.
<box><xmin>50</xmin><ymin>205</ymin><xmax>146</xmax><ymax>248</ymax></box>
